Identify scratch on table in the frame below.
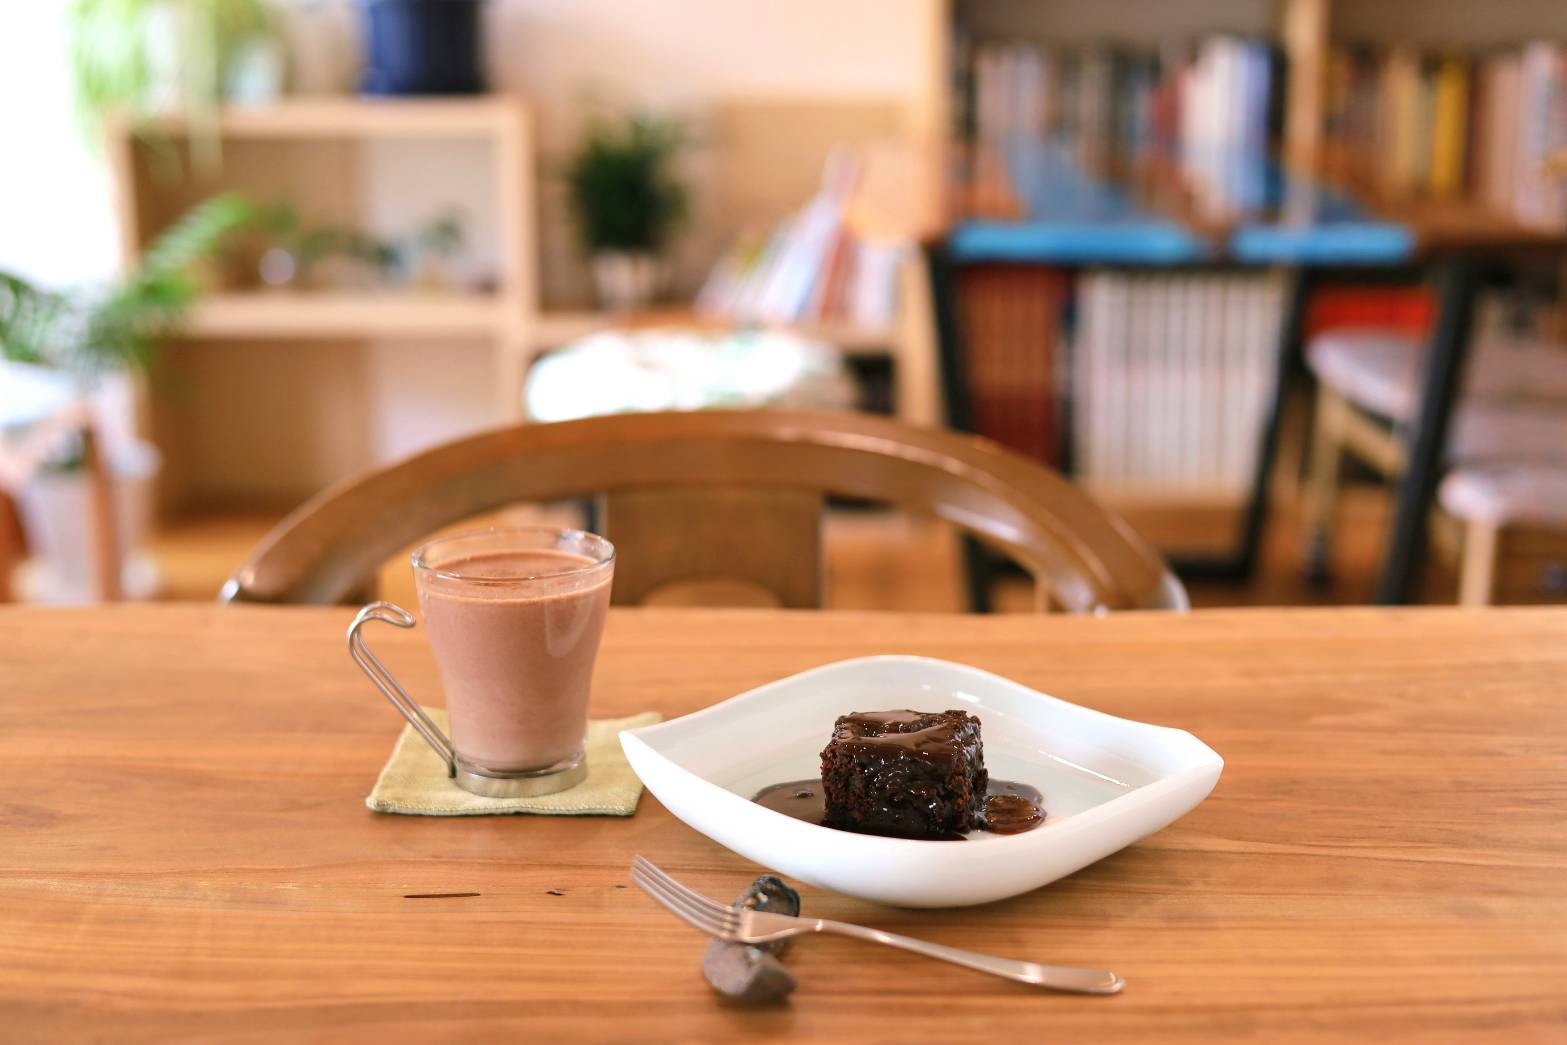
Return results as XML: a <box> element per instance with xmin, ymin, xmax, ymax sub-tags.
<box><xmin>403</xmin><ymin>892</ymin><xmax>481</xmax><ymax>899</ymax></box>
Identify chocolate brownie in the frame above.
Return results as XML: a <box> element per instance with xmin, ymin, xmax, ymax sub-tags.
<box><xmin>819</xmin><ymin>710</ymin><xmax>987</xmax><ymax>839</ymax></box>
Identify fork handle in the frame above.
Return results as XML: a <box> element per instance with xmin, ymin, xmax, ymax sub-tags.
<box><xmin>810</xmin><ymin>919</ymin><xmax>1125</xmax><ymax>994</ymax></box>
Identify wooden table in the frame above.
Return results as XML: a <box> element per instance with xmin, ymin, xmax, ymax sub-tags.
<box><xmin>3</xmin><ymin>606</ymin><xmax>1565</xmax><ymax>1040</ymax></box>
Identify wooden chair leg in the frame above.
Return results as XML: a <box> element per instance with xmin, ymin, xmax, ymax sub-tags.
<box><xmin>81</xmin><ymin>425</ymin><xmax>122</xmax><ymax>602</ymax></box>
<box><xmin>0</xmin><ymin>491</ymin><xmax>23</xmax><ymax>602</ymax></box>
<box><xmin>1457</xmin><ymin>519</ymin><xmax>1500</xmax><ymax>607</ymax></box>
<box><xmin>962</xmin><ymin>536</ymin><xmax>995</xmax><ymax>614</ymax></box>
<box><xmin>1301</xmin><ymin>386</ymin><xmax>1347</xmax><ymax>582</ymax></box>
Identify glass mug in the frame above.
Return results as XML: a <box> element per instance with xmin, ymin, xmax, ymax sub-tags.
<box><xmin>348</xmin><ymin>526</ymin><xmax>615</xmax><ymax>797</ymax></box>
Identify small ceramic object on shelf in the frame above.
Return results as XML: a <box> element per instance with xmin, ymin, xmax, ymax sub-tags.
<box><xmin>225</xmin><ymin>37</ymin><xmax>287</xmax><ymax>106</ymax></box>
<box><xmin>591</xmin><ymin>251</ymin><xmax>661</xmax><ymax>311</ymax></box>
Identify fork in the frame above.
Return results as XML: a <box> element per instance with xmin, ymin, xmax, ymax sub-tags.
<box><xmin>630</xmin><ymin>855</ymin><xmax>1125</xmax><ymax>994</ymax></box>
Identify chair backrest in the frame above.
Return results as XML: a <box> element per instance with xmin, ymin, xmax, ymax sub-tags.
<box><xmin>222</xmin><ymin>410</ymin><xmax>1187</xmax><ymax>612</ymax></box>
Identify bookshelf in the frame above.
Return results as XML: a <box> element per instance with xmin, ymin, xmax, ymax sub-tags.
<box><xmin>1358</xmin><ymin>197</ymin><xmax>1566</xmax><ymax>252</ymax></box>
<box><xmin>931</xmin><ymin>0</ymin><xmax>1565</xmax><ymax>594</ymax></box>
<box><xmin>943</xmin><ymin>2</ymin><xmax>1567</xmax><ymax>252</ymax></box>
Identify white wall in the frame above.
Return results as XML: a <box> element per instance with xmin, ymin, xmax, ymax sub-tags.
<box><xmin>488</xmin><ymin>0</ymin><xmax>926</xmax><ymax>115</ymax></box>
<box><xmin>0</xmin><ymin>0</ymin><xmax>928</xmax><ymax>296</ymax></box>
<box><xmin>0</xmin><ymin>2</ymin><xmax>121</xmax><ymax>288</ymax></box>
<box><xmin>483</xmin><ymin>0</ymin><xmax>930</xmax><ymax>306</ymax></box>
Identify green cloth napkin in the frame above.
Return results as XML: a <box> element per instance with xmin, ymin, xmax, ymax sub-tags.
<box><xmin>366</xmin><ymin>707</ymin><xmax>661</xmax><ymax>816</ymax></box>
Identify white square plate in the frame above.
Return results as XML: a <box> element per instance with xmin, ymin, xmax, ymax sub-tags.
<box><xmin>620</xmin><ymin>656</ymin><xmax>1223</xmax><ymax>907</ymax></box>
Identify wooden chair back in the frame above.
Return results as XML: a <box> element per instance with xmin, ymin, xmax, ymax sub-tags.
<box><xmin>223</xmin><ymin>410</ymin><xmax>1186</xmax><ymax>612</ymax></box>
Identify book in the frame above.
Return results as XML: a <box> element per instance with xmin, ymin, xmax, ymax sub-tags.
<box><xmin>1383</xmin><ymin>46</ymin><xmax>1424</xmax><ymax>196</ymax></box>
<box><xmin>1429</xmin><ymin>55</ymin><xmax>1470</xmax><ymax>199</ymax></box>
<box><xmin>1071</xmin><ymin>272</ymin><xmax>1282</xmax><ymax>494</ymax></box>
<box><xmin>698</xmin><ymin>150</ymin><xmax>906</xmax><ymax>331</ymax></box>
<box><xmin>1325</xmin><ymin>40</ymin><xmax>1565</xmax><ymax>230</ymax></box>
<box><xmin>1515</xmin><ymin>42</ymin><xmax>1567</xmax><ymax>230</ymax></box>
<box><xmin>960</xmin><ymin>34</ymin><xmax>1282</xmax><ymax>220</ymax></box>
<box><xmin>957</xmin><ymin>266</ymin><xmax>1069</xmax><ymax>465</ymax></box>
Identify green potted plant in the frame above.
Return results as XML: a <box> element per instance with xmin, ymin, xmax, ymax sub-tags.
<box><xmin>0</xmin><ymin>193</ymin><xmax>256</xmax><ymax>600</ymax></box>
<box><xmin>69</xmin><ymin>0</ymin><xmax>282</xmax><ymax>162</ymax></box>
<box><xmin>565</xmin><ymin>112</ymin><xmax>688</xmax><ymax>310</ymax></box>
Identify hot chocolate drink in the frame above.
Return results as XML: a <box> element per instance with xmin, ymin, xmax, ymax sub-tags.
<box><xmin>416</xmin><ymin>544</ymin><xmax>612</xmax><ymax>773</ymax></box>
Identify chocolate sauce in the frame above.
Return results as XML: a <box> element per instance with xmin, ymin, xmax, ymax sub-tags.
<box><xmin>983</xmin><ymin>793</ymin><xmax>1045</xmax><ymax>834</ymax></box>
<box><xmin>831</xmin><ymin>710</ymin><xmax>974</xmax><ymax>757</ymax></box>
<box><xmin>752</xmin><ymin>781</ymin><xmax>831</xmax><ymax>825</ymax></box>
<box><xmin>752</xmin><ymin>778</ymin><xmax>1046</xmax><ymax>838</ymax></box>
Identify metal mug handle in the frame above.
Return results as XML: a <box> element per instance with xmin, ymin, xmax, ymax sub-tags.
<box><xmin>347</xmin><ymin>601</ymin><xmax>456</xmax><ymax>777</ymax></box>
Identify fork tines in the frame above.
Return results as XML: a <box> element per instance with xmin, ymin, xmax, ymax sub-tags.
<box><xmin>631</xmin><ymin>855</ymin><xmax>742</xmax><ymax>939</ymax></box>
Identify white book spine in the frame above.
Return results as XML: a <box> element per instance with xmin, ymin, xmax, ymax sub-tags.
<box><xmin>1104</xmin><ymin>273</ymin><xmax>1128</xmax><ymax>486</ymax></box>
<box><xmin>1180</xmin><ymin>276</ymin><xmax>1203</xmax><ymax>490</ymax></box>
<box><xmin>1200</xmin><ymin>275</ymin><xmax>1223</xmax><ymax>490</ymax></box>
<box><xmin>1153</xmin><ymin>277</ymin><xmax>1165</xmax><ymax>491</ymax></box>
<box><xmin>1128</xmin><ymin>277</ymin><xmax>1153</xmax><ymax>491</ymax></box>
<box><xmin>1155</xmin><ymin>276</ymin><xmax>1177</xmax><ymax>489</ymax></box>
<box><xmin>1168</xmin><ymin>276</ymin><xmax>1187</xmax><ymax>489</ymax></box>
<box><xmin>1152</xmin><ymin>278</ymin><xmax>1169</xmax><ymax>488</ymax></box>
<box><xmin>1211</xmin><ymin>275</ymin><xmax>1229</xmax><ymax>489</ymax></box>
<box><xmin>1075</xmin><ymin>275</ymin><xmax>1101</xmax><ymax>481</ymax></box>
<box><xmin>1135</xmin><ymin>276</ymin><xmax>1155</xmax><ymax>488</ymax></box>
<box><xmin>1168</xmin><ymin>277</ymin><xmax>1187</xmax><ymax>489</ymax></box>
<box><xmin>1225</xmin><ymin>276</ymin><xmax>1247</xmax><ymax>490</ymax></box>
<box><xmin>1238</xmin><ymin>276</ymin><xmax>1266</xmax><ymax>482</ymax></box>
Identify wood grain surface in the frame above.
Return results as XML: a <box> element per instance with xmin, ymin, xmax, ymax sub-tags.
<box><xmin>2</xmin><ymin>605</ymin><xmax>1565</xmax><ymax>1041</ymax></box>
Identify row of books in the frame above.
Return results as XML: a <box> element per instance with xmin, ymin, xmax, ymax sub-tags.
<box><xmin>960</xmin><ymin>36</ymin><xmax>1284</xmax><ymax>218</ymax></box>
<box><xmin>1323</xmin><ymin>41</ymin><xmax>1567</xmax><ymax>230</ymax></box>
<box><xmin>957</xmin><ymin>266</ymin><xmax>1070</xmax><ymax>467</ymax></box>
<box><xmin>1072</xmin><ymin>273</ymin><xmax>1282</xmax><ymax>493</ymax></box>
<box><xmin>696</xmin><ymin>152</ymin><xmax>905</xmax><ymax>330</ymax></box>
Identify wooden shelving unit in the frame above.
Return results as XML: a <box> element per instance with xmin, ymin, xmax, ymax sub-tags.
<box><xmin>110</xmin><ymin>96</ymin><xmax>537</xmax><ymax>348</ymax></box>
<box><xmin>935</xmin><ymin>0</ymin><xmax>1566</xmax><ymax>582</ymax></box>
<box><xmin>182</xmin><ymin>292</ymin><xmax>510</xmax><ymax>340</ymax></box>
<box><xmin>942</xmin><ymin>0</ymin><xmax>1566</xmax><ymax>253</ymax></box>
<box><xmin>120</xmin><ymin>94</ymin><xmax>928</xmax><ymax>366</ymax></box>
<box><xmin>1364</xmin><ymin>196</ymin><xmax>1566</xmax><ymax>252</ymax></box>
<box><xmin>109</xmin><ymin>89</ymin><xmax>942</xmax><ymax>512</ymax></box>
<box><xmin>134</xmin><ymin>96</ymin><xmax>526</xmax><ymax>140</ymax></box>
<box><xmin>107</xmin><ymin>96</ymin><xmax>540</xmax><ymax>510</ymax></box>
<box><xmin>532</xmin><ymin>309</ymin><xmax>898</xmax><ymax>356</ymax></box>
